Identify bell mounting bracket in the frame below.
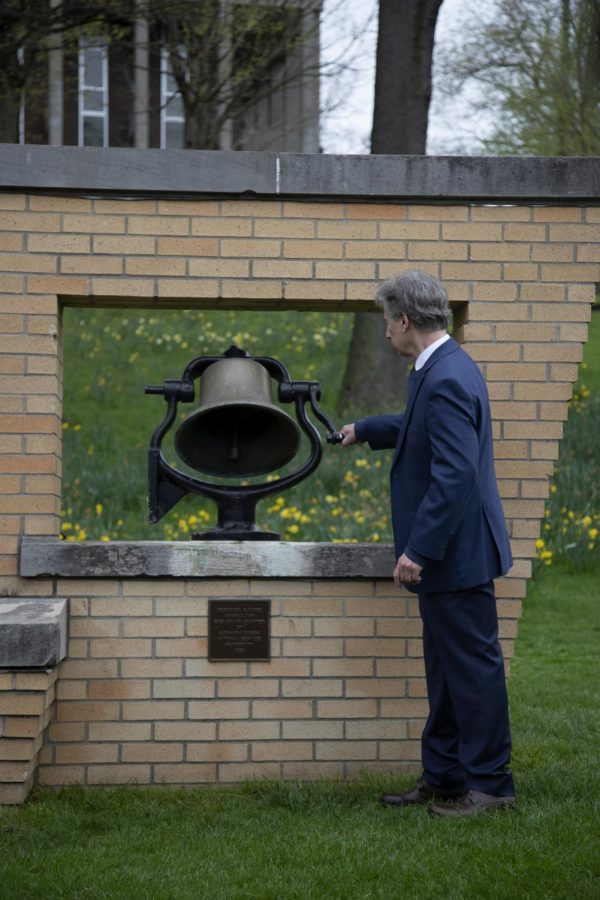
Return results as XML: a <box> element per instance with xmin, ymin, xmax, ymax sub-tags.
<box><xmin>145</xmin><ymin>345</ymin><xmax>342</xmax><ymax>541</ymax></box>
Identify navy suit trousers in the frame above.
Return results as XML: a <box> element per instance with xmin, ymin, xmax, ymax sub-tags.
<box><xmin>418</xmin><ymin>581</ymin><xmax>514</xmax><ymax>797</ymax></box>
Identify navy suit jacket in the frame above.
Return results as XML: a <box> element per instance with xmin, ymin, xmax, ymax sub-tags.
<box><xmin>355</xmin><ymin>337</ymin><xmax>512</xmax><ymax>594</ymax></box>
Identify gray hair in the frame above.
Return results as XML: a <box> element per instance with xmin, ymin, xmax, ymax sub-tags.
<box><xmin>375</xmin><ymin>270</ymin><xmax>449</xmax><ymax>332</ymax></box>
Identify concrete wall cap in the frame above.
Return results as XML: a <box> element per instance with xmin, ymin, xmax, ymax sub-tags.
<box><xmin>1</xmin><ymin>144</ymin><xmax>599</xmax><ymax>201</ymax></box>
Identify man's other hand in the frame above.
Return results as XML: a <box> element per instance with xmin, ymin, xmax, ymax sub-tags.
<box><xmin>394</xmin><ymin>553</ymin><xmax>423</xmax><ymax>587</ymax></box>
<box><xmin>340</xmin><ymin>424</ymin><xmax>358</xmax><ymax>446</ymax></box>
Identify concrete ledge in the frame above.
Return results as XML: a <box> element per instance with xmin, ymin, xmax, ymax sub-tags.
<box><xmin>2</xmin><ymin>145</ymin><xmax>600</xmax><ymax>201</ymax></box>
<box><xmin>20</xmin><ymin>537</ymin><xmax>396</xmax><ymax>580</ymax></box>
<box><xmin>0</xmin><ymin>599</ymin><xmax>68</xmax><ymax>668</ymax></box>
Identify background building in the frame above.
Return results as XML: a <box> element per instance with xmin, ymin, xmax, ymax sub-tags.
<box><xmin>4</xmin><ymin>0</ymin><xmax>321</xmax><ymax>152</ymax></box>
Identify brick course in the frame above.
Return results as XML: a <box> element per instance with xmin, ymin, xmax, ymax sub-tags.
<box><xmin>0</xmin><ymin>670</ymin><xmax>56</xmax><ymax>804</ymax></box>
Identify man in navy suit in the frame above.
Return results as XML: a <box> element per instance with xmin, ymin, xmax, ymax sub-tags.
<box><xmin>341</xmin><ymin>270</ymin><xmax>516</xmax><ymax>817</ymax></box>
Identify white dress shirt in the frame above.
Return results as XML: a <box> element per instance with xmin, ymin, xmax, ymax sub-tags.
<box><xmin>414</xmin><ymin>333</ymin><xmax>451</xmax><ymax>371</ymax></box>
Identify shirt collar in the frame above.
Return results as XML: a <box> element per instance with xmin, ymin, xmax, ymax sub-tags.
<box><xmin>414</xmin><ymin>333</ymin><xmax>451</xmax><ymax>371</ymax></box>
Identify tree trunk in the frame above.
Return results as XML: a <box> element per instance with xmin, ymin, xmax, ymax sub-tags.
<box><xmin>371</xmin><ymin>0</ymin><xmax>443</xmax><ymax>155</ymax></box>
<box><xmin>184</xmin><ymin>101</ymin><xmax>220</xmax><ymax>150</ymax></box>
<box><xmin>0</xmin><ymin>75</ymin><xmax>21</xmax><ymax>143</ymax></box>
<box><xmin>338</xmin><ymin>0</ymin><xmax>444</xmax><ymax>420</ymax></box>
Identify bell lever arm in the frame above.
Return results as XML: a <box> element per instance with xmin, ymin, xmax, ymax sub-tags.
<box><xmin>145</xmin><ymin>379</ymin><xmax>194</xmax><ymax>450</ymax></box>
<box><xmin>308</xmin><ymin>384</ymin><xmax>344</xmax><ymax>445</ymax></box>
<box><xmin>279</xmin><ymin>381</ymin><xmax>343</xmax><ymax>444</ymax></box>
<box><xmin>145</xmin><ymin>379</ymin><xmax>198</xmax><ymax>523</ymax></box>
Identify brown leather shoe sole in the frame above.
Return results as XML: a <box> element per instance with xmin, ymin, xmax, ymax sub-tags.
<box><xmin>428</xmin><ymin>789</ymin><xmax>517</xmax><ymax>818</ymax></box>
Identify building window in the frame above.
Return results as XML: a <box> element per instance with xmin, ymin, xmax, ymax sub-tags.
<box><xmin>160</xmin><ymin>46</ymin><xmax>185</xmax><ymax>149</ymax></box>
<box><xmin>78</xmin><ymin>38</ymin><xmax>108</xmax><ymax>147</ymax></box>
<box><xmin>18</xmin><ymin>47</ymin><xmax>25</xmax><ymax>144</ymax></box>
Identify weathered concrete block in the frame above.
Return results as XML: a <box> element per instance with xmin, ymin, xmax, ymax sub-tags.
<box><xmin>19</xmin><ymin>538</ymin><xmax>396</xmax><ymax>579</ymax></box>
<box><xmin>0</xmin><ymin>599</ymin><xmax>68</xmax><ymax>669</ymax></box>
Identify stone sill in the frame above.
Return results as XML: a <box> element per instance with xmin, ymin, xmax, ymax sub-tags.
<box><xmin>20</xmin><ymin>537</ymin><xmax>396</xmax><ymax>580</ymax></box>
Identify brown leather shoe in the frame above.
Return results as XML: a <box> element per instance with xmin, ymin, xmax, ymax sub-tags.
<box><xmin>428</xmin><ymin>789</ymin><xmax>516</xmax><ymax>818</ymax></box>
<box><xmin>381</xmin><ymin>779</ymin><xmax>467</xmax><ymax>807</ymax></box>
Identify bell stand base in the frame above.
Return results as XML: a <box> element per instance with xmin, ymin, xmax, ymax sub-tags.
<box><xmin>192</xmin><ymin>529</ymin><xmax>280</xmax><ymax>541</ymax></box>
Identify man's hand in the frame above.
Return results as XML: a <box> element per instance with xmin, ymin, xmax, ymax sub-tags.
<box><xmin>340</xmin><ymin>424</ymin><xmax>359</xmax><ymax>447</ymax></box>
<box><xmin>394</xmin><ymin>553</ymin><xmax>423</xmax><ymax>588</ymax></box>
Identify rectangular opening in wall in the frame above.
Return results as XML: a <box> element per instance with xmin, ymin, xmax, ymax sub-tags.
<box><xmin>60</xmin><ymin>306</ymin><xmax>402</xmax><ymax>545</ymax></box>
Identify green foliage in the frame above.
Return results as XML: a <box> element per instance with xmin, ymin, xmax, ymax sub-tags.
<box><xmin>0</xmin><ymin>0</ymin><xmax>320</xmax><ymax>148</ymax></box>
<box><xmin>61</xmin><ymin>307</ymin><xmax>392</xmax><ymax>544</ymax></box>
<box><xmin>438</xmin><ymin>0</ymin><xmax>600</xmax><ymax>155</ymax></box>
<box><xmin>1</xmin><ymin>562</ymin><xmax>598</xmax><ymax>898</ymax></box>
<box><xmin>535</xmin><ymin>311</ymin><xmax>600</xmax><ymax>571</ymax></box>
<box><xmin>0</xmin><ymin>0</ymin><xmax>134</xmax><ymax>89</ymax></box>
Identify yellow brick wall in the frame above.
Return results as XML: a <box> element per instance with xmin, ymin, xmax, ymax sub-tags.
<box><xmin>0</xmin><ymin>191</ymin><xmax>598</xmax><ymax>790</ymax></box>
<box><xmin>35</xmin><ymin>577</ymin><xmax>521</xmax><ymax>787</ymax></box>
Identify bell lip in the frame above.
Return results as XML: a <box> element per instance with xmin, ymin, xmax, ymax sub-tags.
<box><xmin>174</xmin><ymin>401</ymin><xmax>302</xmax><ymax>478</ymax></box>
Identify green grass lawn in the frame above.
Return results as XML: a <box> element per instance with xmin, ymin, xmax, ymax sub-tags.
<box><xmin>580</xmin><ymin>306</ymin><xmax>600</xmax><ymax>394</ymax></box>
<box><xmin>1</xmin><ymin>562</ymin><xmax>598</xmax><ymax>900</ymax></box>
<box><xmin>31</xmin><ymin>295</ymin><xmax>598</xmax><ymax>896</ymax></box>
<box><xmin>539</xmin><ymin>308</ymin><xmax>600</xmax><ymax>571</ymax></box>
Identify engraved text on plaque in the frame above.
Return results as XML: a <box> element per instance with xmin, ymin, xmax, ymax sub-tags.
<box><xmin>208</xmin><ymin>599</ymin><xmax>271</xmax><ymax>661</ymax></box>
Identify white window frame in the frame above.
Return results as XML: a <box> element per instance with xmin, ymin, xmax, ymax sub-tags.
<box><xmin>78</xmin><ymin>37</ymin><xmax>109</xmax><ymax>147</ymax></box>
<box><xmin>18</xmin><ymin>47</ymin><xmax>25</xmax><ymax>144</ymax></box>
<box><xmin>160</xmin><ymin>45</ymin><xmax>185</xmax><ymax>149</ymax></box>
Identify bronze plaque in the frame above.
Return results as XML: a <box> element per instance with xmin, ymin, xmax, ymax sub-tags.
<box><xmin>208</xmin><ymin>599</ymin><xmax>271</xmax><ymax>661</ymax></box>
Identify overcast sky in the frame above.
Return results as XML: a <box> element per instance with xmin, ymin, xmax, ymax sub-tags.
<box><xmin>320</xmin><ymin>0</ymin><xmax>495</xmax><ymax>155</ymax></box>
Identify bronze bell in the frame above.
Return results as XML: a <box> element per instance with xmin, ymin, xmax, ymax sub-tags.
<box><xmin>174</xmin><ymin>357</ymin><xmax>301</xmax><ymax>477</ymax></box>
